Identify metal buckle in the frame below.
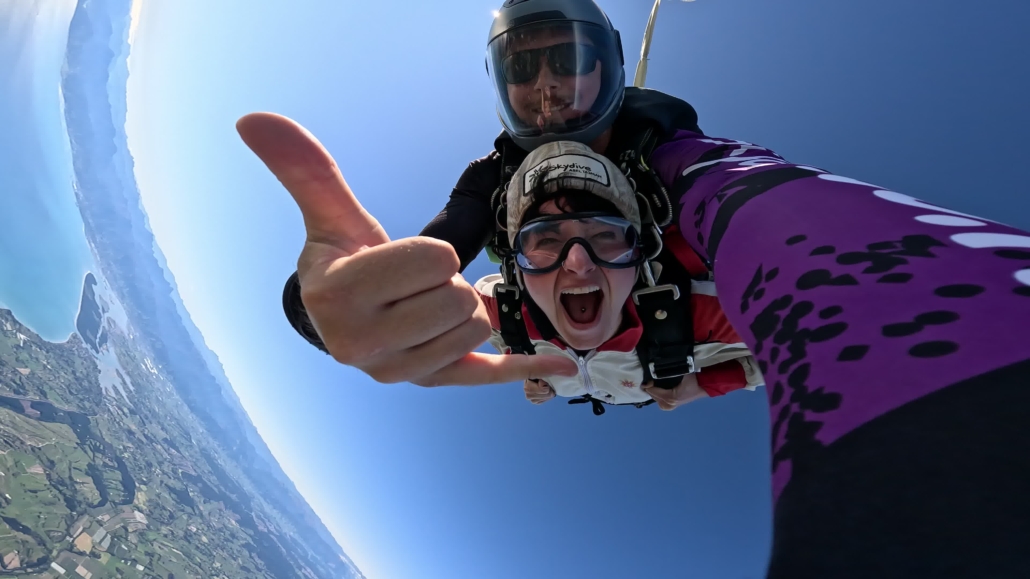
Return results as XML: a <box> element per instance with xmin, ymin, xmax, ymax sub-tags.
<box><xmin>494</xmin><ymin>283</ymin><xmax>520</xmax><ymax>301</ymax></box>
<box><xmin>632</xmin><ymin>283</ymin><xmax>680</xmax><ymax>305</ymax></box>
<box><xmin>648</xmin><ymin>355</ymin><xmax>697</xmax><ymax>380</ymax></box>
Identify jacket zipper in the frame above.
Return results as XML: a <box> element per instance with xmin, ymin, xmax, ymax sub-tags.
<box><xmin>576</xmin><ymin>352</ymin><xmax>596</xmax><ymax>395</ymax></box>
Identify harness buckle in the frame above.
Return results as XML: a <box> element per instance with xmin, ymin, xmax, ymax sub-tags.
<box><xmin>648</xmin><ymin>356</ymin><xmax>697</xmax><ymax>381</ymax></box>
<box><xmin>493</xmin><ymin>283</ymin><xmax>520</xmax><ymax>302</ymax></box>
<box><xmin>631</xmin><ymin>284</ymin><xmax>680</xmax><ymax>305</ymax></box>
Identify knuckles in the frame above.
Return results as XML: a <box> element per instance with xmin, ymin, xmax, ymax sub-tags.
<box><xmin>411</xmin><ymin>238</ymin><xmax>462</xmax><ymax>274</ymax></box>
<box><xmin>465</xmin><ymin>310</ymin><xmax>494</xmax><ymax>344</ymax></box>
<box><xmin>452</xmin><ymin>279</ymin><xmax>484</xmax><ymax>320</ymax></box>
<box><xmin>359</xmin><ymin>237</ymin><xmax>460</xmax><ymax>278</ymax></box>
<box><xmin>294</xmin><ymin>237</ymin><xmax>483</xmax><ymax>386</ymax></box>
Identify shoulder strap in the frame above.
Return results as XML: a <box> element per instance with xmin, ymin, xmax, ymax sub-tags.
<box><xmin>489</xmin><ymin>142</ymin><xmax>535</xmax><ymax>355</ymax></box>
<box><xmin>615</xmin><ymin>125</ymin><xmax>676</xmax><ymax>228</ymax></box>
<box><xmin>493</xmin><ymin>277</ymin><xmax>535</xmax><ymax>356</ymax></box>
<box><xmin>632</xmin><ymin>283</ymin><xmax>696</xmax><ymax>390</ymax></box>
<box><xmin>486</xmin><ymin>141</ymin><xmax>528</xmax><ymax>263</ymax></box>
<box><xmin>619</xmin><ymin>126</ymin><xmax>705</xmax><ymax>389</ymax></box>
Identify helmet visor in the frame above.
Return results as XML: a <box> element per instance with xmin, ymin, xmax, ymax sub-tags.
<box><xmin>487</xmin><ymin>21</ymin><xmax>623</xmax><ymax>142</ymax></box>
<box><xmin>514</xmin><ymin>212</ymin><xmax>643</xmax><ymax>273</ymax></box>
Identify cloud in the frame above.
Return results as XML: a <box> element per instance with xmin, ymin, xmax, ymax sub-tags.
<box><xmin>128</xmin><ymin>0</ymin><xmax>144</xmax><ymax>46</ymax></box>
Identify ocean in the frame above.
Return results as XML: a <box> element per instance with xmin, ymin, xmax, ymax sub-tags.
<box><xmin>0</xmin><ymin>0</ymin><xmax>94</xmax><ymax>342</ymax></box>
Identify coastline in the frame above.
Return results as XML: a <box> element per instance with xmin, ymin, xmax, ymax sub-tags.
<box><xmin>69</xmin><ymin>268</ymin><xmax>93</xmax><ymax>333</ymax></box>
<box><xmin>0</xmin><ymin>267</ymin><xmax>94</xmax><ymax>346</ymax></box>
<box><xmin>0</xmin><ymin>1</ymin><xmax>361</xmax><ymax>575</ymax></box>
<box><xmin>72</xmin><ymin>270</ymin><xmax>103</xmax><ymax>353</ymax></box>
<box><xmin>0</xmin><ymin>0</ymin><xmax>93</xmax><ymax>346</ymax></box>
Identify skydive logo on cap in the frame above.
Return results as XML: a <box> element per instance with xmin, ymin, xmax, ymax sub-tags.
<box><xmin>523</xmin><ymin>154</ymin><xmax>611</xmax><ymax>196</ymax></box>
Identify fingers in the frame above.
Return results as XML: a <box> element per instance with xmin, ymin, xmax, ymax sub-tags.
<box><xmin>236</xmin><ymin>112</ymin><xmax>389</xmax><ymax>254</ymax></box>
<box><xmin>324</xmin><ymin>237</ymin><xmax>461</xmax><ymax>306</ymax></box>
<box><xmin>642</xmin><ymin>385</ymin><xmax>677</xmax><ymax>411</ymax></box>
<box><xmin>643</xmin><ymin>374</ymin><xmax>706</xmax><ymax>411</ymax></box>
<box><xmin>524</xmin><ymin>379</ymin><xmax>556</xmax><ymax>404</ymax></box>
<box><xmin>348</xmin><ymin>306</ymin><xmax>494</xmax><ymax>383</ymax></box>
<box><xmin>305</xmin><ymin>262</ymin><xmax>482</xmax><ymax>368</ymax></box>
<box><xmin>364</xmin><ymin>275</ymin><xmax>482</xmax><ymax>351</ymax></box>
<box><xmin>412</xmin><ymin>353</ymin><xmax>578</xmax><ymax>387</ymax></box>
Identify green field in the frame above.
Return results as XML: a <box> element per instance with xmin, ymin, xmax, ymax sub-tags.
<box><xmin>0</xmin><ymin>309</ymin><xmax>332</xmax><ymax>578</ymax></box>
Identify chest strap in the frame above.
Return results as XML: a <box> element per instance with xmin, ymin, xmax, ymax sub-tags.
<box><xmin>633</xmin><ymin>281</ymin><xmax>697</xmax><ymax>391</ymax></box>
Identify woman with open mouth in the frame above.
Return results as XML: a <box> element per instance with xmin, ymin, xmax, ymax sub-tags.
<box><xmin>475</xmin><ymin>140</ymin><xmax>763</xmax><ymax>413</ymax></box>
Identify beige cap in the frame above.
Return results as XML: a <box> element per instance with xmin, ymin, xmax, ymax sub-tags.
<box><xmin>506</xmin><ymin>141</ymin><xmax>640</xmax><ymax>246</ymax></box>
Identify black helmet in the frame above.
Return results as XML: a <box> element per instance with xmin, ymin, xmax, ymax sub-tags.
<box><xmin>486</xmin><ymin>0</ymin><xmax>625</xmax><ymax>150</ymax></box>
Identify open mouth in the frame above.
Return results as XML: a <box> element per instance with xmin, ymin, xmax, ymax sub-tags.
<box><xmin>559</xmin><ymin>285</ymin><xmax>603</xmax><ymax>326</ymax></box>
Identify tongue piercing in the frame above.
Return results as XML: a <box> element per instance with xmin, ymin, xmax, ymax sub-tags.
<box><xmin>580</xmin><ymin>307</ymin><xmax>587</xmax><ymax>313</ymax></box>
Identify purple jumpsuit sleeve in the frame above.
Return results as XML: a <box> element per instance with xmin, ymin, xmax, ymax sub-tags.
<box><xmin>651</xmin><ymin>131</ymin><xmax>1030</xmax><ymax>500</ymax></box>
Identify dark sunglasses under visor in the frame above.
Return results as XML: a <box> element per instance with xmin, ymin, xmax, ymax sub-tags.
<box><xmin>514</xmin><ymin>212</ymin><xmax>643</xmax><ymax>274</ymax></box>
<box><xmin>501</xmin><ymin>42</ymin><xmax>601</xmax><ymax>85</ymax></box>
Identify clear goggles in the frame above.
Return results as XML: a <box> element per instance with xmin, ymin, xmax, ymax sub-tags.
<box><xmin>513</xmin><ymin>212</ymin><xmax>644</xmax><ymax>274</ymax></box>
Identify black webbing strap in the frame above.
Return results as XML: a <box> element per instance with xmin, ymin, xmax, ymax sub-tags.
<box><xmin>633</xmin><ymin>283</ymin><xmax>697</xmax><ymax>390</ymax></box>
<box><xmin>617</xmin><ymin>126</ymin><xmax>674</xmax><ymax>228</ymax></box>
<box><xmin>568</xmin><ymin>395</ymin><xmax>657</xmax><ymax>416</ymax></box>
<box><xmin>568</xmin><ymin>395</ymin><xmax>607</xmax><ymax>416</ymax></box>
<box><xmin>486</xmin><ymin>140</ymin><xmax>527</xmax><ymax>264</ymax></box>
<box><xmin>493</xmin><ymin>281</ymin><xmax>535</xmax><ymax>356</ymax></box>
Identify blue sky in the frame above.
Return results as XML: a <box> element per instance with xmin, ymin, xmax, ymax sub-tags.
<box><xmin>124</xmin><ymin>1</ymin><xmax>1030</xmax><ymax>578</ymax></box>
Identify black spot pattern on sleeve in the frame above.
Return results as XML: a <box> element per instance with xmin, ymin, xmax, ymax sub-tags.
<box><xmin>771</xmin><ymin>363</ymin><xmax>843</xmax><ymax>473</ymax></box>
<box><xmin>836</xmin><ymin>235</ymin><xmax>947</xmax><ymax>274</ymax></box>
<box><xmin>935</xmin><ymin>284</ymin><xmax>985</xmax><ymax>298</ymax></box>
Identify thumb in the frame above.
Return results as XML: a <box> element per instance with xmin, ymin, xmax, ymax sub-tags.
<box><xmin>236</xmin><ymin>112</ymin><xmax>390</xmax><ymax>256</ymax></box>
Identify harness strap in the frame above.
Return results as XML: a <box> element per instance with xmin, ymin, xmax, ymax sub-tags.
<box><xmin>633</xmin><ymin>281</ymin><xmax>697</xmax><ymax>390</ymax></box>
<box><xmin>567</xmin><ymin>396</ymin><xmax>607</xmax><ymax>416</ymax></box>
<box><xmin>494</xmin><ymin>281</ymin><xmax>535</xmax><ymax>356</ymax></box>
<box><xmin>569</xmin><ymin>395</ymin><xmax>657</xmax><ymax>416</ymax></box>
<box><xmin>487</xmin><ymin>142</ymin><xmax>529</xmax><ymax>264</ymax></box>
<box><xmin>618</xmin><ymin>126</ymin><xmax>675</xmax><ymax>228</ymax></box>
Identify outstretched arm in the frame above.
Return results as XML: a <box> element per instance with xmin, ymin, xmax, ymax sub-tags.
<box><xmin>652</xmin><ymin>131</ymin><xmax>1030</xmax><ymax>576</ymax></box>
<box><xmin>241</xmin><ymin>113</ymin><xmax>577</xmax><ymax>386</ymax></box>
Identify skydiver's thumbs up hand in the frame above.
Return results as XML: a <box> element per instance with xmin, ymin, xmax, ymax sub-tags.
<box><xmin>236</xmin><ymin>113</ymin><xmax>578</xmax><ymax>386</ymax></box>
